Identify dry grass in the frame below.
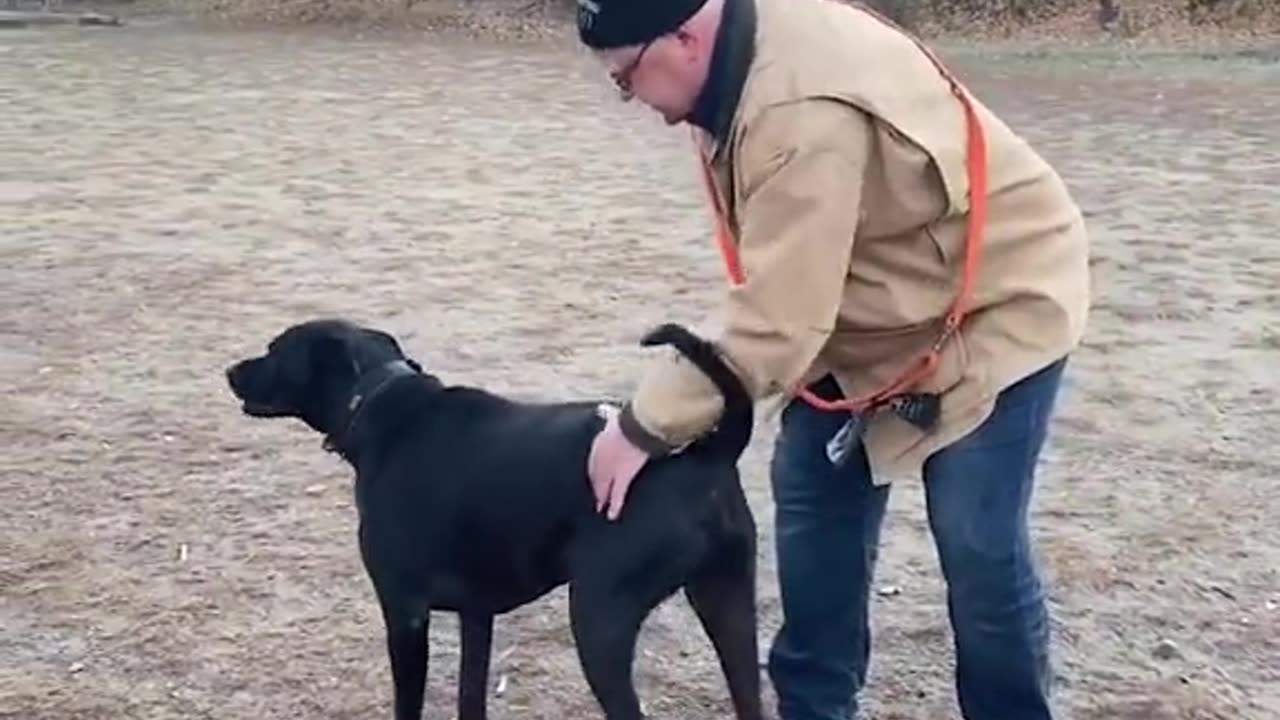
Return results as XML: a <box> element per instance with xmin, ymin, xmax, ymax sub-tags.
<box><xmin>183</xmin><ymin>0</ymin><xmax>1280</xmax><ymax>45</ymax></box>
<box><xmin>194</xmin><ymin>0</ymin><xmax>570</xmax><ymax>37</ymax></box>
<box><xmin>919</xmin><ymin>0</ymin><xmax>1280</xmax><ymax>45</ymax></box>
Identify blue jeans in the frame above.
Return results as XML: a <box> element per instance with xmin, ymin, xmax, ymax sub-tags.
<box><xmin>766</xmin><ymin>358</ymin><xmax>1066</xmax><ymax>720</ymax></box>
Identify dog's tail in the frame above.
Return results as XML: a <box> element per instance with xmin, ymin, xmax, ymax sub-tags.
<box><xmin>639</xmin><ymin>323</ymin><xmax>753</xmax><ymax>460</ymax></box>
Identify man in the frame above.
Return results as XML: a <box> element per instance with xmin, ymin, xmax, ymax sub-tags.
<box><xmin>579</xmin><ymin>0</ymin><xmax>1090</xmax><ymax>718</ymax></box>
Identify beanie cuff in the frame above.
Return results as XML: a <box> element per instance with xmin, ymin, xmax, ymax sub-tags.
<box><xmin>577</xmin><ymin>0</ymin><xmax>707</xmax><ymax>49</ymax></box>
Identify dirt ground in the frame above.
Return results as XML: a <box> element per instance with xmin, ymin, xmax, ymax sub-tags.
<box><xmin>2</xmin><ymin>14</ymin><xmax>1278</xmax><ymax>720</ymax></box>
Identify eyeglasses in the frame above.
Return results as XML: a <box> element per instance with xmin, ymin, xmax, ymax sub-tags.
<box><xmin>609</xmin><ymin>39</ymin><xmax>654</xmax><ymax>99</ymax></box>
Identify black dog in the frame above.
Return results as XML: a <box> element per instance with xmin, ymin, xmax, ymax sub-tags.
<box><xmin>225</xmin><ymin>319</ymin><xmax>763</xmax><ymax>720</ymax></box>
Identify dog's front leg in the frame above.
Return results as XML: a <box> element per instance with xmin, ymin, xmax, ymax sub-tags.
<box><xmin>458</xmin><ymin>612</ymin><xmax>494</xmax><ymax>720</ymax></box>
<box><xmin>381</xmin><ymin>603</ymin><xmax>430</xmax><ymax>720</ymax></box>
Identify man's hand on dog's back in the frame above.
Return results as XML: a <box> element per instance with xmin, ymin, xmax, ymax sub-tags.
<box><xmin>587</xmin><ymin>404</ymin><xmax>650</xmax><ymax>521</ymax></box>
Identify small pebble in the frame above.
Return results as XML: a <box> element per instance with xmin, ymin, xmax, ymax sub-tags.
<box><xmin>68</xmin><ymin>662</ymin><xmax>84</xmax><ymax>674</ymax></box>
<box><xmin>877</xmin><ymin>585</ymin><xmax>901</xmax><ymax>597</ymax></box>
<box><xmin>305</xmin><ymin>484</ymin><xmax>325</xmax><ymax>496</ymax></box>
<box><xmin>1153</xmin><ymin>639</ymin><xmax>1181</xmax><ymax>660</ymax></box>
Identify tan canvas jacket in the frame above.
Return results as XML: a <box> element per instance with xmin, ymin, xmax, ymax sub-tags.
<box><xmin>622</xmin><ymin>0</ymin><xmax>1091</xmax><ymax>484</ymax></box>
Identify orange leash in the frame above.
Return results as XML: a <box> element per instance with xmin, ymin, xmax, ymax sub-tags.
<box><xmin>695</xmin><ymin>6</ymin><xmax>988</xmax><ymax>415</ymax></box>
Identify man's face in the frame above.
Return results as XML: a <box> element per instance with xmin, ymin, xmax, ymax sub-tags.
<box><xmin>595</xmin><ymin>34</ymin><xmax>702</xmax><ymax>125</ymax></box>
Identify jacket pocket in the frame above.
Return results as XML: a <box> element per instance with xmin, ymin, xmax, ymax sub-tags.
<box><xmin>923</xmin><ymin>212</ymin><xmax>966</xmax><ymax>269</ymax></box>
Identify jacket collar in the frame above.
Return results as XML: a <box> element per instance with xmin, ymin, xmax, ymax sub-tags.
<box><xmin>687</xmin><ymin>0</ymin><xmax>756</xmax><ymax>153</ymax></box>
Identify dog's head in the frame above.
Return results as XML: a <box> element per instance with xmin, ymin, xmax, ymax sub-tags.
<box><xmin>225</xmin><ymin>319</ymin><xmax>422</xmax><ymax>437</ymax></box>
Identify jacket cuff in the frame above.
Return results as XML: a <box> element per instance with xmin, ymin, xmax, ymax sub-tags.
<box><xmin>618</xmin><ymin>402</ymin><xmax>679</xmax><ymax>456</ymax></box>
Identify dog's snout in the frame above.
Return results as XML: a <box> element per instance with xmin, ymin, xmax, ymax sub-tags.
<box><xmin>225</xmin><ymin>359</ymin><xmax>259</xmax><ymax>397</ymax></box>
<box><xmin>225</xmin><ymin>365</ymin><xmax>242</xmax><ymax>392</ymax></box>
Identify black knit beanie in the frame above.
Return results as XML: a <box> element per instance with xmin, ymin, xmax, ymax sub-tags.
<box><xmin>576</xmin><ymin>0</ymin><xmax>709</xmax><ymax>49</ymax></box>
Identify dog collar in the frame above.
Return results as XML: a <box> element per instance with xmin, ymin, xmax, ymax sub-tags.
<box><xmin>324</xmin><ymin>359</ymin><xmax>420</xmax><ymax>455</ymax></box>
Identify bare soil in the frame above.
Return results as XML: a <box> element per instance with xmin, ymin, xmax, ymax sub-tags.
<box><xmin>2</xmin><ymin>16</ymin><xmax>1278</xmax><ymax>720</ymax></box>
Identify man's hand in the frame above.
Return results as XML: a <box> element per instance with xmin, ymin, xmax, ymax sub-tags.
<box><xmin>587</xmin><ymin>405</ymin><xmax>651</xmax><ymax>521</ymax></box>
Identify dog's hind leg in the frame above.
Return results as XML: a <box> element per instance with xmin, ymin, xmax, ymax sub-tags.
<box><xmin>569</xmin><ymin>582</ymin><xmax>663</xmax><ymax>720</ymax></box>
<box><xmin>684</xmin><ymin>533</ymin><xmax>765</xmax><ymax>719</ymax></box>
<box><xmin>457</xmin><ymin>612</ymin><xmax>493</xmax><ymax>720</ymax></box>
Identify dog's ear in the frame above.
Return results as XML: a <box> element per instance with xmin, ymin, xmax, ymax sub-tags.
<box><xmin>308</xmin><ymin>335</ymin><xmax>360</xmax><ymax>377</ymax></box>
<box><xmin>362</xmin><ymin>328</ymin><xmax>404</xmax><ymax>354</ymax></box>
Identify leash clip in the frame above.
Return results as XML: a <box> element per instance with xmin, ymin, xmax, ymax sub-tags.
<box><xmin>824</xmin><ymin>390</ymin><xmax>943</xmax><ymax>468</ymax></box>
